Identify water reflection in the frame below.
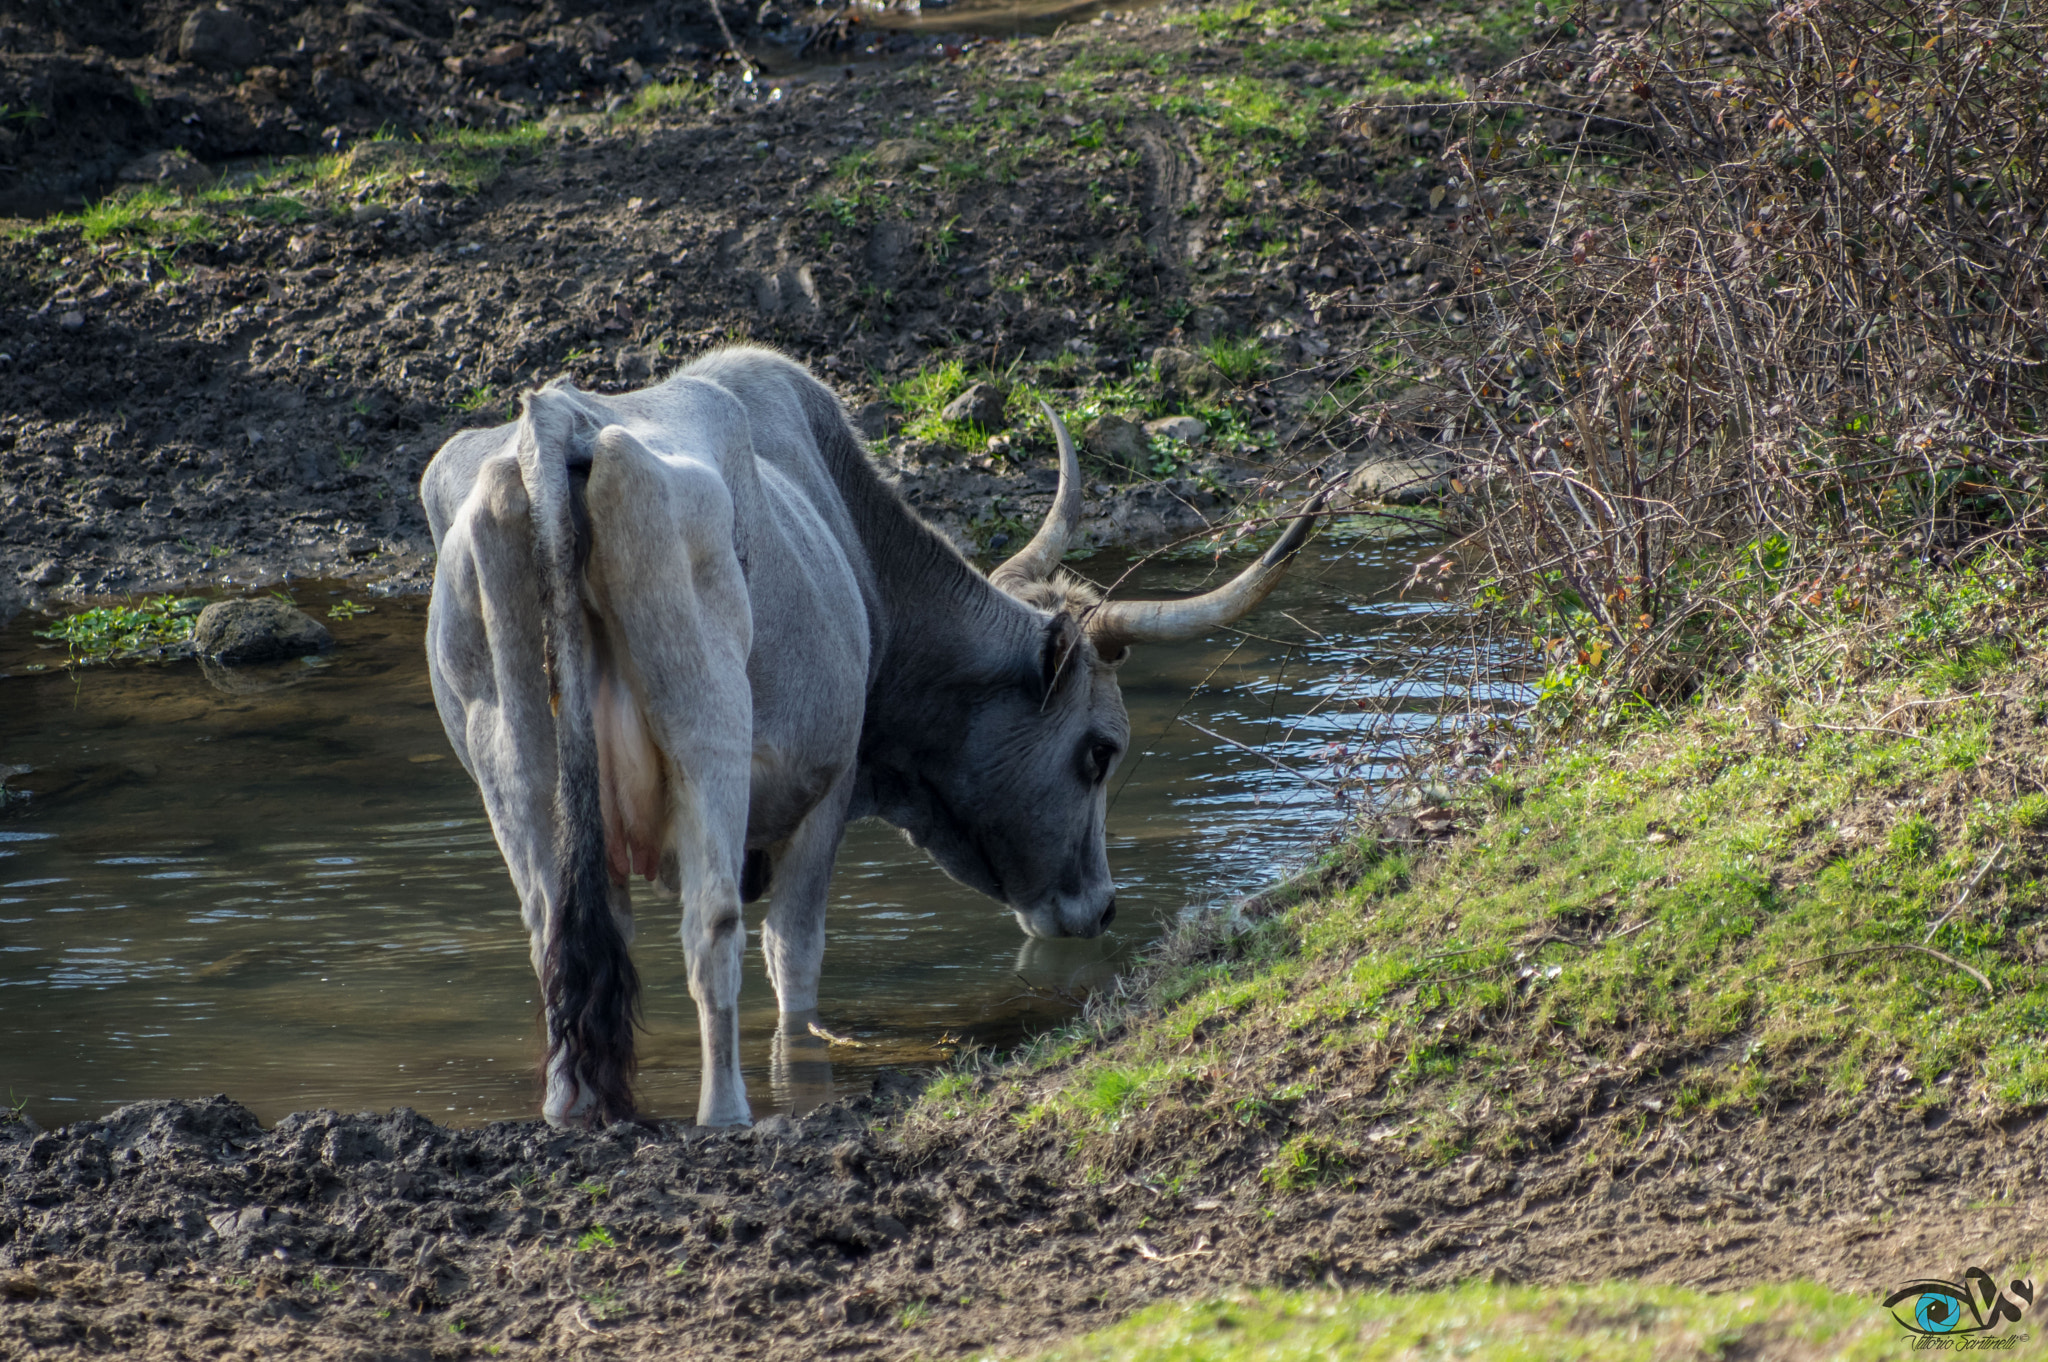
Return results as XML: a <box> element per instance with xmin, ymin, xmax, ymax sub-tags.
<box><xmin>0</xmin><ymin>532</ymin><xmax>1484</xmax><ymax>1126</ymax></box>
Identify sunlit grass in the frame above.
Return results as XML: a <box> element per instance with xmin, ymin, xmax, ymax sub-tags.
<box><xmin>15</xmin><ymin>121</ymin><xmax>552</xmax><ymax>250</ymax></box>
<box><xmin>1025</xmin><ymin>1281</ymin><xmax>1914</xmax><ymax>1362</ymax></box>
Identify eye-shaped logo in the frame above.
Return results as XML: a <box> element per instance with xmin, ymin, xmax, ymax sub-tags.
<box><xmin>1884</xmin><ymin>1270</ymin><xmax>2034</xmax><ymax>1337</ymax></box>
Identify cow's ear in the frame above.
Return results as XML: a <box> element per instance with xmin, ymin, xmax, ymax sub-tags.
<box><xmin>1039</xmin><ymin>611</ymin><xmax>1083</xmax><ymax>698</ymax></box>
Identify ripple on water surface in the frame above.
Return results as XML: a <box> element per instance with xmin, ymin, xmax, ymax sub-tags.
<box><xmin>0</xmin><ymin>536</ymin><xmax>1487</xmax><ymax>1125</ymax></box>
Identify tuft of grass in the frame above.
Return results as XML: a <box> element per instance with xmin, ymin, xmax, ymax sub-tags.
<box><xmin>1200</xmin><ymin>336</ymin><xmax>1271</xmax><ymax>387</ymax></box>
<box><xmin>611</xmin><ymin>80</ymin><xmax>709</xmax><ymax>122</ymax></box>
<box><xmin>574</xmin><ymin>1225</ymin><xmax>616</xmax><ymax>1252</ymax></box>
<box><xmin>580</xmin><ymin>1286</ymin><xmax>626</xmax><ymax>1320</ymax></box>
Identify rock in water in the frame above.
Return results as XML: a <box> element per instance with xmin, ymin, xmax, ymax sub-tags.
<box><xmin>940</xmin><ymin>382</ymin><xmax>1007</xmax><ymax>430</ymax></box>
<box><xmin>179</xmin><ymin>8</ymin><xmax>262</xmax><ymax>70</ymax></box>
<box><xmin>192</xmin><ymin>598</ymin><xmax>334</xmax><ymax>664</ymax></box>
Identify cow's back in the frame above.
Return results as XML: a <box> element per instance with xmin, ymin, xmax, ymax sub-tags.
<box><xmin>420</xmin><ymin>348</ymin><xmax>876</xmax><ymax>855</ymax></box>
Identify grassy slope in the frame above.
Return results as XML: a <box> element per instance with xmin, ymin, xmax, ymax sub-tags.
<box><xmin>905</xmin><ymin>554</ymin><xmax>2048</xmax><ymax>1355</ymax></box>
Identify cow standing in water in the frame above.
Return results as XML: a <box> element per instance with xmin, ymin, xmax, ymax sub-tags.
<box><xmin>420</xmin><ymin>347</ymin><xmax>1323</xmax><ymax>1127</ymax></box>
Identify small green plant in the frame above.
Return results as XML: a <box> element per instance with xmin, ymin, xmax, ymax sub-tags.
<box><xmin>37</xmin><ymin>595</ymin><xmax>205</xmax><ymax>663</ymax></box>
<box><xmin>1082</xmin><ymin>1067</ymin><xmax>1149</xmax><ymax>1122</ymax></box>
<box><xmin>306</xmin><ymin>1271</ymin><xmax>344</xmax><ymax>1294</ymax></box>
<box><xmin>897</xmin><ymin>1300</ymin><xmax>932</xmax><ymax>1330</ymax></box>
<box><xmin>613</xmin><ymin>80</ymin><xmax>708</xmax><ymax>122</ymax></box>
<box><xmin>575</xmin><ymin>1224</ymin><xmax>617</xmax><ymax>1252</ymax></box>
<box><xmin>2009</xmin><ymin>794</ymin><xmax>2048</xmax><ymax>833</ymax></box>
<box><xmin>1201</xmin><ymin>336</ymin><xmax>1271</xmax><ymax>386</ymax></box>
<box><xmin>1262</xmin><ymin>1133</ymin><xmax>1352</xmax><ymax>1192</ymax></box>
<box><xmin>888</xmin><ymin>359</ymin><xmax>971</xmax><ymax>419</ymax></box>
<box><xmin>581</xmin><ymin>1287</ymin><xmax>627</xmax><ymax>1320</ymax></box>
<box><xmin>456</xmin><ymin>385</ymin><xmax>497</xmax><ymax>414</ymax></box>
<box><xmin>327</xmin><ymin>600</ymin><xmax>374</xmax><ymax>620</ymax></box>
<box><xmin>1889</xmin><ymin>814</ymin><xmax>1939</xmax><ymax>862</ymax></box>
<box><xmin>577</xmin><ymin>1179</ymin><xmax>610</xmax><ymax>1204</ymax></box>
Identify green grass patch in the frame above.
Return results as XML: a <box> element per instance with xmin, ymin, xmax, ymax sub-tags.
<box><xmin>36</xmin><ymin>595</ymin><xmax>206</xmax><ymax>663</ymax></box>
<box><xmin>609</xmin><ymin>80</ymin><xmax>711</xmax><ymax>122</ymax></box>
<box><xmin>1030</xmin><ymin>1280</ymin><xmax>1913</xmax><ymax>1361</ymax></box>
<box><xmin>13</xmin><ymin>122</ymin><xmax>551</xmax><ymax>253</ymax></box>
<box><xmin>935</xmin><ymin>615</ymin><xmax>2048</xmax><ymax>1180</ymax></box>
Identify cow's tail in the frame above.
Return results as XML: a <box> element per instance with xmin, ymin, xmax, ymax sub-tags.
<box><xmin>515</xmin><ymin>384</ymin><xmax>641</xmax><ymax>1126</ymax></box>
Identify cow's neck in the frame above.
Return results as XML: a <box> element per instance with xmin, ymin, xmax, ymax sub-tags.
<box><xmin>814</xmin><ymin>425</ymin><xmax>1046</xmax><ymax>828</ymax></box>
<box><xmin>811</xmin><ymin>413</ymin><xmax>1043</xmax><ymax>662</ymax></box>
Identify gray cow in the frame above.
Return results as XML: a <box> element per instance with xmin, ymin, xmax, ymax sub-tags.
<box><xmin>421</xmin><ymin>347</ymin><xmax>1322</xmax><ymax>1127</ymax></box>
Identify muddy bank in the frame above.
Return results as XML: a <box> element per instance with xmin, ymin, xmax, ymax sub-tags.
<box><xmin>0</xmin><ymin>0</ymin><xmax>961</xmax><ymax>217</ymax></box>
<box><xmin>3</xmin><ymin>1069</ymin><xmax>2037</xmax><ymax>1359</ymax></box>
<box><xmin>0</xmin><ymin>0</ymin><xmax>1478</xmax><ymax>612</ymax></box>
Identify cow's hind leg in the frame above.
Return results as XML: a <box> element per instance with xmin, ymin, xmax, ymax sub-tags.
<box><xmin>429</xmin><ymin>454</ymin><xmax>637</xmax><ymax>1127</ymax></box>
<box><xmin>584</xmin><ymin>424</ymin><xmax>756</xmax><ymax>1126</ymax></box>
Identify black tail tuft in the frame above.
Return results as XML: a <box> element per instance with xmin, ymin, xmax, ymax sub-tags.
<box><xmin>517</xmin><ymin>384</ymin><xmax>642</xmax><ymax>1126</ymax></box>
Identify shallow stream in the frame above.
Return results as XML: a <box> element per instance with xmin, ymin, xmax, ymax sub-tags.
<box><xmin>0</xmin><ymin>533</ymin><xmax>1469</xmax><ymax>1127</ymax></box>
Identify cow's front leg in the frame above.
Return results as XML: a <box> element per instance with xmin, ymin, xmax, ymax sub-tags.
<box><xmin>770</xmin><ymin>1014</ymin><xmax>833</xmax><ymax>1117</ymax></box>
<box><xmin>760</xmin><ymin>786</ymin><xmax>850</xmax><ymax>1117</ymax></box>
<box><xmin>673</xmin><ymin>761</ymin><xmax>752</xmax><ymax>1128</ymax></box>
<box><xmin>759</xmin><ymin>781</ymin><xmax>851</xmax><ymax>1017</ymax></box>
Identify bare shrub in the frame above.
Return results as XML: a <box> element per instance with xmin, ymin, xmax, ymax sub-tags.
<box><xmin>1337</xmin><ymin>0</ymin><xmax>2048</xmax><ymax>725</ymax></box>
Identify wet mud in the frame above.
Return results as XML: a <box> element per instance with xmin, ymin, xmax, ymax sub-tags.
<box><xmin>4</xmin><ymin>1074</ymin><xmax>2038</xmax><ymax>1359</ymax></box>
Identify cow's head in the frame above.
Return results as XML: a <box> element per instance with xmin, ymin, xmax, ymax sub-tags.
<box><xmin>874</xmin><ymin>406</ymin><xmax>1327</xmax><ymax>942</ymax></box>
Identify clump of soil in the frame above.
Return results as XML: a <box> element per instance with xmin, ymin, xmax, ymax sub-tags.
<box><xmin>4</xmin><ymin>1074</ymin><xmax>2039</xmax><ymax>1359</ymax></box>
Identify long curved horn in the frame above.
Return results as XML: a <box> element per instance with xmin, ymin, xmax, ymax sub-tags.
<box><xmin>990</xmin><ymin>401</ymin><xmax>1083</xmax><ymax>593</ymax></box>
<box><xmin>1087</xmin><ymin>484</ymin><xmax>1334</xmax><ymax>648</ymax></box>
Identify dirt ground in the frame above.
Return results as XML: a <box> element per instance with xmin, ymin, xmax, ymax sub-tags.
<box><xmin>4</xmin><ymin>1066</ymin><xmax>2039</xmax><ymax>1360</ymax></box>
<box><xmin>0</xmin><ymin>0</ymin><xmax>1480</xmax><ymax>614</ymax></box>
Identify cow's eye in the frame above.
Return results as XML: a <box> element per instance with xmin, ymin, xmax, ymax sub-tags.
<box><xmin>1084</xmin><ymin>740</ymin><xmax>1120</xmax><ymax>785</ymax></box>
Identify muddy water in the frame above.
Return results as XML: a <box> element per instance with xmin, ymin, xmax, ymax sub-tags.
<box><xmin>0</xmin><ymin>531</ymin><xmax>1470</xmax><ymax>1127</ymax></box>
